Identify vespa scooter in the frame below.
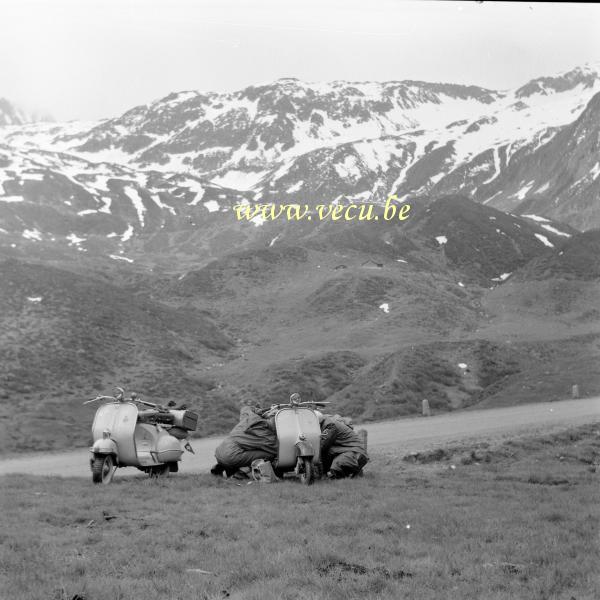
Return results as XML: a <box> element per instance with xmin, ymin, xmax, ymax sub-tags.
<box><xmin>264</xmin><ymin>393</ymin><xmax>328</xmax><ymax>485</ymax></box>
<box><xmin>85</xmin><ymin>387</ymin><xmax>198</xmax><ymax>484</ymax></box>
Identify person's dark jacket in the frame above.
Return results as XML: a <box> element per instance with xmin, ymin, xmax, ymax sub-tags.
<box><xmin>227</xmin><ymin>405</ymin><xmax>277</xmax><ymax>454</ymax></box>
<box><xmin>320</xmin><ymin>416</ymin><xmax>367</xmax><ymax>457</ymax></box>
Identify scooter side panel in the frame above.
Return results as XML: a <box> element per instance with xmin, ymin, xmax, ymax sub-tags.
<box><xmin>134</xmin><ymin>423</ymin><xmax>160</xmax><ymax>466</ymax></box>
<box><xmin>156</xmin><ymin>432</ymin><xmax>184</xmax><ymax>463</ymax></box>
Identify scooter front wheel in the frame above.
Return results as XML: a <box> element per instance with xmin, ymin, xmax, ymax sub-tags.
<box><xmin>299</xmin><ymin>457</ymin><xmax>315</xmax><ymax>486</ymax></box>
<box><xmin>92</xmin><ymin>454</ymin><xmax>115</xmax><ymax>484</ymax></box>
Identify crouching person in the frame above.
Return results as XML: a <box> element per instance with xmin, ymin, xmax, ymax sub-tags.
<box><xmin>318</xmin><ymin>414</ymin><xmax>368</xmax><ymax>479</ymax></box>
<box><xmin>211</xmin><ymin>402</ymin><xmax>277</xmax><ymax>478</ymax></box>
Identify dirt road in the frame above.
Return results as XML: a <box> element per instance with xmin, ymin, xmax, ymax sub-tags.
<box><xmin>0</xmin><ymin>397</ymin><xmax>598</xmax><ymax>479</ymax></box>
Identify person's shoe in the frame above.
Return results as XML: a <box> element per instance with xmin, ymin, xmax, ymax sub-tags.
<box><xmin>210</xmin><ymin>463</ymin><xmax>226</xmax><ymax>476</ymax></box>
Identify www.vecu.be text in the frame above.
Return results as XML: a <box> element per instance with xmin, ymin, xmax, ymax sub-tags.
<box><xmin>233</xmin><ymin>195</ymin><xmax>411</xmax><ymax>222</ymax></box>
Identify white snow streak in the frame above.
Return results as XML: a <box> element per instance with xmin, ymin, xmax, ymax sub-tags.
<box><xmin>121</xmin><ymin>224</ymin><xmax>134</xmax><ymax>242</ymax></box>
<box><xmin>534</xmin><ymin>233</ymin><xmax>554</xmax><ymax>248</ymax></box>
<box><xmin>109</xmin><ymin>254</ymin><xmax>134</xmax><ymax>263</ymax></box>
<box><xmin>123</xmin><ymin>186</ymin><xmax>146</xmax><ymax>227</ymax></box>
<box><xmin>522</xmin><ymin>214</ymin><xmax>550</xmax><ymax>223</ymax></box>
<box><xmin>540</xmin><ymin>224</ymin><xmax>571</xmax><ymax>237</ymax></box>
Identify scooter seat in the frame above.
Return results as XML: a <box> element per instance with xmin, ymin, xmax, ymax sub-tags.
<box><xmin>137</xmin><ymin>410</ymin><xmax>175</xmax><ymax>425</ymax></box>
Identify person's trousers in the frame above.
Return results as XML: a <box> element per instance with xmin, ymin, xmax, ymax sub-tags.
<box><xmin>327</xmin><ymin>451</ymin><xmax>368</xmax><ymax>478</ymax></box>
<box><xmin>214</xmin><ymin>438</ymin><xmax>276</xmax><ymax>470</ymax></box>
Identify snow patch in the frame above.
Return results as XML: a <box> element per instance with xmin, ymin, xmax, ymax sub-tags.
<box><xmin>121</xmin><ymin>224</ymin><xmax>134</xmax><ymax>242</ymax></box>
<box><xmin>203</xmin><ymin>200</ymin><xmax>220</xmax><ymax>213</ymax></box>
<box><xmin>187</xmin><ymin>182</ymin><xmax>206</xmax><ymax>206</ymax></box>
<box><xmin>66</xmin><ymin>234</ymin><xmax>86</xmax><ymax>246</ymax></box>
<box><xmin>98</xmin><ymin>197</ymin><xmax>112</xmax><ymax>214</ymax></box>
<box><xmin>513</xmin><ymin>181</ymin><xmax>535</xmax><ymax>200</ymax></box>
<box><xmin>123</xmin><ymin>186</ymin><xmax>146</xmax><ymax>227</ymax></box>
<box><xmin>334</xmin><ymin>155</ymin><xmax>362</xmax><ymax>180</ymax></box>
<box><xmin>522</xmin><ymin>214</ymin><xmax>550</xmax><ymax>223</ymax></box>
<box><xmin>491</xmin><ymin>272</ymin><xmax>512</xmax><ymax>282</ymax></box>
<box><xmin>152</xmin><ymin>194</ymin><xmax>176</xmax><ymax>215</ymax></box>
<box><xmin>251</xmin><ymin>214</ymin><xmax>266</xmax><ymax>227</ymax></box>
<box><xmin>23</xmin><ymin>228</ymin><xmax>42</xmax><ymax>241</ymax></box>
<box><xmin>109</xmin><ymin>254</ymin><xmax>134</xmax><ymax>263</ymax></box>
<box><xmin>286</xmin><ymin>180</ymin><xmax>303</xmax><ymax>193</ymax></box>
<box><xmin>212</xmin><ymin>170</ymin><xmax>266</xmax><ymax>191</ymax></box>
<box><xmin>534</xmin><ymin>233</ymin><xmax>554</xmax><ymax>248</ymax></box>
<box><xmin>540</xmin><ymin>223</ymin><xmax>571</xmax><ymax>237</ymax></box>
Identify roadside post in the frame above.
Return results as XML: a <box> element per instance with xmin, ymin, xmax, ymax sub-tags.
<box><xmin>422</xmin><ymin>399</ymin><xmax>431</xmax><ymax>417</ymax></box>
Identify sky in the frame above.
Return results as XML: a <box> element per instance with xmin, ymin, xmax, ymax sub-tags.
<box><xmin>1</xmin><ymin>0</ymin><xmax>600</xmax><ymax>121</ymax></box>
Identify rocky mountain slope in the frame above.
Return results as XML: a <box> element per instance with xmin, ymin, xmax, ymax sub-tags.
<box><xmin>1</xmin><ymin>194</ymin><xmax>597</xmax><ymax>453</ymax></box>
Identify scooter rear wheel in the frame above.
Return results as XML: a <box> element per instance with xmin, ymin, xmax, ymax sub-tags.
<box><xmin>92</xmin><ymin>454</ymin><xmax>115</xmax><ymax>484</ymax></box>
<box><xmin>299</xmin><ymin>457</ymin><xmax>315</xmax><ymax>486</ymax></box>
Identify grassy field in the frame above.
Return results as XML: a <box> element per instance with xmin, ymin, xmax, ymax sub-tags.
<box><xmin>1</xmin><ymin>424</ymin><xmax>599</xmax><ymax>600</ymax></box>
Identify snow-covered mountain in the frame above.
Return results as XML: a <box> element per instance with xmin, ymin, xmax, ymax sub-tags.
<box><xmin>0</xmin><ymin>63</ymin><xmax>599</xmax><ymax>265</ymax></box>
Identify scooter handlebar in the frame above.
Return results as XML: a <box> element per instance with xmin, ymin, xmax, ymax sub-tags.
<box><xmin>83</xmin><ymin>388</ymin><xmax>171</xmax><ymax>411</ymax></box>
<box><xmin>83</xmin><ymin>395</ymin><xmax>118</xmax><ymax>405</ymax></box>
<box><xmin>266</xmin><ymin>401</ymin><xmax>330</xmax><ymax>412</ymax></box>
<box><xmin>132</xmin><ymin>398</ymin><xmax>165</xmax><ymax>410</ymax></box>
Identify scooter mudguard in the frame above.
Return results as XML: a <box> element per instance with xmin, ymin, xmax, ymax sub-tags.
<box><xmin>91</xmin><ymin>438</ymin><xmax>118</xmax><ymax>456</ymax></box>
<box><xmin>295</xmin><ymin>440</ymin><xmax>315</xmax><ymax>457</ymax></box>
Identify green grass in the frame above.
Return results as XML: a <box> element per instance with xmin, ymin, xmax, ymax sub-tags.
<box><xmin>2</xmin><ymin>424</ymin><xmax>599</xmax><ymax>599</ymax></box>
